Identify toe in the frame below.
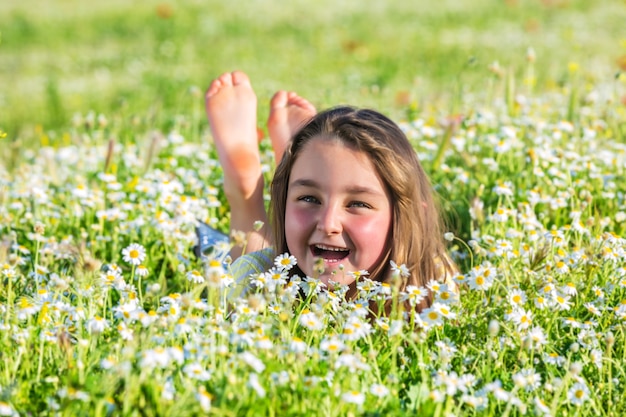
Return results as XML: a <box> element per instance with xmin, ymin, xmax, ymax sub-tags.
<box><xmin>270</xmin><ymin>90</ymin><xmax>289</xmax><ymax>109</ymax></box>
<box><xmin>231</xmin><ymin>70</ymin><xmax>251</xmax><ymax>87</ymax></box>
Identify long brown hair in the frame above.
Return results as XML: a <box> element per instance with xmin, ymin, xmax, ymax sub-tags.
<box><xmin>270</xmin><ymin>106</ymin><xmax>453</xmax><ymax>311</ymax></box>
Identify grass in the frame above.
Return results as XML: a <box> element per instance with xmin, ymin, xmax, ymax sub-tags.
<box><xmin>1</xmin><ymin>0</ymin><xmax>624</xmax><ymax>133</ymax></box>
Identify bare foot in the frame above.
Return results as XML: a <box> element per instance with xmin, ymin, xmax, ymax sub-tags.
<box><xmin>267</xmin><ymin>91</ymin><xmax>316</xmax><ymax>163</ymax></box>
<box><xmin>206</xmin><ymin>71</ymin><xmax>270</xmax><ymax>259</ymax></box>
<box><xmin>205</xmin><ymin>71</ymin><xmax>261</xmax><ymax>200</ymax></box>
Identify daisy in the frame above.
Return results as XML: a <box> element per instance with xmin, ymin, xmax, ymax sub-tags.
<box><xmin>183</xmin><ymin>362</ymin><xmax>211</xmax><ymax>381</ymax></box>
<box><xmin>524</xmin><ymin>326</ymin><xmax>547</xmax><ymax>348</ymax></box>
<box><xmin>509</xmin><ymin>308</ymin><xmax>533</xmax><ymax>331</ymax></box>
<box><xmin>341</xmin><ymin>390</ymin><xmax>365</xmax><ymax>406</ymax></box>
<box><xmin>248</xmin><ymin>373</ymin><xmax>266</xmax><ymax>398</ymax></box>
<box><xmin>402</xmin><ymin>285</ymin><xmax>429</xmax><ymax>306</ymax></box>
<box><xmin>196</xmin><ymin>386</ymin><xmax>213</xmax><ymax>412</ymax></box>
<box><xmin>370</xmin><ymin>383</ymin><xmax>390</xmax><ymax>398</ymax></box>
<box><xmin>567</xmin><ymin>382</ymin><xmax>590</xmax><ymax>406</ymax></box>
<box><xmin>274</xmin><ymin>253</ymin><xmax>297</xmax><ymax>271</ymax></box>
<box><xmin>186</xmin><ymin>269</ymin><xmax>204</xmax><ymax>284</ymax></box>
<box><xmin>434</xmin><ymin>284</ymin><xmax>458</xmax><ymax>305</ymax></box>
<box><xmin>86</xmin><ymin>316</ymin><xmax>109</xmax><ymax>334</ymax></box>
<box><xmin>121</xmin><ymin>243</ymin><xmax>146</xmax><ymax>266</ymax></box>
<box><xmin>512</xmin><ymin>368</ymin><xmax>541</xmax><ymax>392</ymax></box>
<box><xmin>342</xmin><ymin>316</ymin><xmax>372</xmax><ymax>341</ymax></box>
<box><xmin>544</xmin><ymin>352</ymin><xmax>566</xmax><ymax>367</ymax></box>
<box><xmin>133</xmin><ymin>264</ymin><xmax>148</xmax><ymax>278</ymax></box>
<box><xmin>320</xmin><ymin>337</ymin><xmax>345</xmax><ymax>354</ymax></box>
<box><xmin>533</xmin><ymin>397</ymin><xmax>551</xmax><ymax>416</ymax></box>
<box><xmin>240</xmin><ymin>352</ymin><xmax>265</xmax><ymax>373</ymax></box>
<box><xmin>420</xmin><ymin>306</ymin><xmax>444</xmax><ymax>327</ymax></box>
<box><xmin>390</xmin><ymin>260</ymin><xmax>410</xmax><ymax>278</ymax></box>
<box><xmin>552</xmin><ymin>292</ymin><xmax>572</xmax><ymax>311</ymax></box>
<box><xmin>433</xmin><ymin>302</ymin><xmax>456</xmax><ymax>320</ymax></box>
<box><xmin>299</xmin><ymin>311</ymin><xmax>323</xmax><ymax>331</ymax></box>
<box><xmin>508</xmin><ymin>288</ymin><xmax>527</xmax><ymax>307</ymax></box>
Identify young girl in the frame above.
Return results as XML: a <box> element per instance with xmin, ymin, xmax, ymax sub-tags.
<box><xmin>205</xmin><ymin>71</ymin><xmax>454</xmax><ymax>311</ymax></box>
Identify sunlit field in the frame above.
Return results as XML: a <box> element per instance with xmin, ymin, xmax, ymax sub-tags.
<box><xmin>1</xmin><ymin>0</ymin><xmax>626</xmax><ymax>415</ymax></box>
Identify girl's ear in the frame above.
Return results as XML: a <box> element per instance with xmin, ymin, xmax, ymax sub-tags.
<box><xmin>422</xmin><ymin>202</ymin><xmax>427</xmax><ymax>208</ymax></box>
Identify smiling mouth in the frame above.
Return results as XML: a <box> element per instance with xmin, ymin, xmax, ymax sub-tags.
<box><xmin>311</xmin><ymin>244</ymin><xmax>350</xmax><ymax>262</ymax></box>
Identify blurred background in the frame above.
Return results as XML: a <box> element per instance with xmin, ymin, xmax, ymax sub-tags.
<box><xmin>1</xmin><ymin>0</ymin><xmax>624</xmax><ymax>134</ymax></box>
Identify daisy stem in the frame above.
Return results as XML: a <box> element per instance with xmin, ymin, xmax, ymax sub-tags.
<box><xmin>36</xmin><ymin>334</ymin><xmax>45</xmax><ymax>381</ymax></box>
<box><xmin>4</xmin><ymin>274</ymin><xmax>12</xmax><ymax>331</ymax></box>
<box><xmin>549</xmin><ymin>366</ymin><xmax>571</xmax><ymax>416</ymax></box>
<box><xmin>132</xmin><ymin>265</ymin><xmax>142</xmax><ymax>305</ymax></box>
<box><xmin>500</xmin><ymin>385</ymin><xmax>520</xmax><ymax>417</ymax></box>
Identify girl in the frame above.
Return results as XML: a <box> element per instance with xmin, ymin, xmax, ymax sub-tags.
<box><xmin>205</xmin><ymin>71</ymin><xmax>454</xmax><ymax>311</ymax></box>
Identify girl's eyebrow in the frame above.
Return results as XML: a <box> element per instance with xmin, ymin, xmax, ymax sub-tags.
<box><xmin>289</xmin><ymin>178</ymin><xmax>386</xmax><ymax>197</ymax></box>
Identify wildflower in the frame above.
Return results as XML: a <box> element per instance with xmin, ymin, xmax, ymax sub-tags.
<box><xmin>256</xmin><ymin>336</ymin><xmax>273</xmax><ymax>350</ymax></box>
<box><xmin>509</xmin><ymin>308</ymin><xmax>533</xmax><ymax>331</ymax></box>
<box><xmin>508</xmin><ymin>288</ymin><xmax>527</xmax><ymax>307</ymax></box>
<box><xmin>524</xmin><ymin>326</ymin><xmax>547</xmax><ymax>349</ymax></box>
<box><xmin>240</xmin><ymin>352</ymin><xmax>265</xmax><ymax>373</ymax></box>
<box><xmin>274</xmin><ymin>253</ymin><xmax>297</xmax><ymax>271</ymax></box>
<box><xmin>341</xmin><ymin>390</ymin><xmax>365</xmax><ymax>406</ymax></box>
<box><xmin>512</xmin><ymin>368</ymin><xmax>542</xmax><ymax>392</ymax></box>
<box><xmin>467</xmin><ymin>263</ymin><xmax>496</xmax><ymax>291</ymax></box>
<box><xmin>289</xmin><ymin>337</ymin><xmax>307</xmax><ymax>354</ymax></box>
<box><xmin>300</xmin><ymin>311</ymin><xmax>323</xmax><ymax>331</ymax></box>
<box><xmin>248</xmin><ymin>373</ymin><xmax>266</xmax><ymax>398</ymax></box>
<box><xmin>122</xmin><ymin>243</ymin><xmax>146</xmax><ymax>266</ymax></box>
<box><xmin>196</xmin><ymin>386</ymin><xmax>213</xmax><ymax>412</ymax></box>
<box><xmin>117</xmin><ymin>322</ymin><xmax>134</xmax><ymax>341</ymax></box>
<box><xmin>86</xmin><ymin>316</ymin><xmax>109</xmax><ymax>334</ymax></box>
<box><xmin>370</xmin><ymin>383</ymin><xmax>390</xmax><ymax>398</ymax></box>
<box><xmin>552</xmin><ymin>292</ymin><xmax>572</xmax><ymax>311</ymax></box>
<box><xmin>135</xmin><ymin>265</ymin><xmax>150</xmax><ymax>277</ymax></box>
<box><xmin>402</xmin><ymin>285</ymin><xmax>428</xmax><ymax>306</ymax></box>
<box><xmin>205</xmin><ymin>260</ymin><xmax>225</xmax><ymax>286</ymax></box>
<box><xmin>390</xmin><ymin>260</ymin><xmax>410</xmax><ymax>278</ymax></box>
<box><xmin>0</xmin><ymin>402</ymin><xmax>17</xmax><ymax>417</ymax></box>
<box><xmin>335</xmin><ymin>353</ymin><xmax>370</xmax><ymax>372</ymax></box>
<box><xmin>186</xmin><ymin>269</ymin><xmax>204</xmax><ymax>284</ymax></box>
<box><xmin>590</xmin><ymin>348</ymin><xmax>603</xmax><ymax>370</ymax></box>
<box><xmin>320</xmin><ymin>337</ymin><xmax>345</xmax><ymax>354</ymax></box>
<box><xmin>342</xmin><ymin>316</ymin><xmax>372</xmax><ymax>341</ymax></box>
<box><xmin>567</xmin><ymin>382</ymin><xmax>590</xmax><ymax>406</ymax></box>
<box><xmin>183</xmin><ymin>362</ymin><xmax>211</xmax><ymax>381</ymax></box>
<box><xmin>544</xmin><ymin>352</ymin><xmax>566</xmax><ymax>367</ymax></box>
<box><xmin>263</xmin><ymin>267</ymin><xmax>289</xmax><ymax>290</ymax></box>
<box><xmin>301</xmin><ymin>276</ymin><xmax>326</xmax><ymax>295</ymax></box>
<box><xmin>139</xmin><ymin>347</ymin><xmax>171</xmax><ymax>369</ymax></box>
<box><xmin>420</xmin><ymin>306</ymin><xmax>444</xmax><ymax>327</ymax></box>
<box><xmin>347</xmin><ymin>270</ymin><xmax>369</xmax><ymax>281</ymax></box>
<box><xmin>493</xmin><ymin>180</ymin><xmax>514</xmax><ymax>196</ymax></box>
<box><xmin>434</xmin><ymin>284</ymin><xmax>458</xmax><ymax>305</ymax></box>
<box><xmin>271</xmin><ymin>371</ymin><xmax>291</xmax><ymax>386</ymax></box>
<box><xmin>433</xmin><ymin>302</ymin><xmax>456</xmax><ymax>320</ymax></box>
<box><xmin>534</xmin><ymin>397</ymin><xmax>551</xmax><ymax>416</ymax></box>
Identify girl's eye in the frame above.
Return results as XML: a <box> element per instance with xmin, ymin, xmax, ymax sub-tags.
<box><xmin>349</xmin><ymin>201</ymin><xmax>372</xmax><ymax>209</ymax></box>
<box><xmin>298</xmin><ymin>195</ymin><xmax>320</xmax><ymax>204</ymax></box>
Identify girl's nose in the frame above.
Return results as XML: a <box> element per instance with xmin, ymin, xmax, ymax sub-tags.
<box><xmin>316</xmin><ymin>204</ymin><xmax>342</xmax><ymax>235</ymax></box>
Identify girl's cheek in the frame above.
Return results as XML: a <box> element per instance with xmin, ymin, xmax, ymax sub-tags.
<box><xmin>285</xmin><ymin>205</ymin><xmax>315</xmax><ymax>232</ymax></box>
<box><xmin>350</xmin><ymin>215</ymin><xmax>391</xmax><ymax>236</ymax></box>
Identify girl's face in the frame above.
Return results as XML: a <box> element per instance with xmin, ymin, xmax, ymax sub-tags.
<box><xmin>285</xmin><ymin>137</ymin><xmax>392</xmax><ymax>287</ymax></box>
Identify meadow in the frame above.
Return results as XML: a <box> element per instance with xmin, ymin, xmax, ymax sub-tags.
<box><xmin>1</xmin><ymin>0</ymin><xmax>626</xmax><ymax>415</ymax></box>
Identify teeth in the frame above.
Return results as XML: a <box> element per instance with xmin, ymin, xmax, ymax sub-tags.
<box><xmin>315</xmin><ymin>244</ymin><xmax>348</xmax><ymax>252</ymax></box>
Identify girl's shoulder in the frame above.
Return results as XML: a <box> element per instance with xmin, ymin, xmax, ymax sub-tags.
<box><xmin>227</xmin><ymin>247</ymin><xmax>276</xmax><ymax>301</ymax></box>
<box><xmin>230</xmin><ymin>247</ymin><xmax>276</xmax><ymax>280</ymax></box>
